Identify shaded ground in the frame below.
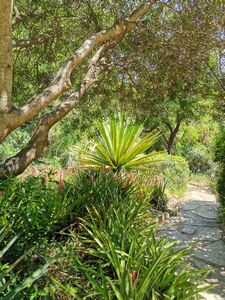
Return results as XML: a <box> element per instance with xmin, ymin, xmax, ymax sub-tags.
<box><xmin>159</xmin><ymin>184</ymin><xmax>225</xmax><ymax>300</ymax></box>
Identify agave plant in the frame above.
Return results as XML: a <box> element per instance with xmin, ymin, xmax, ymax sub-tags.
<box><xmin>74</xmin><ymin>116</ymin><xmax>162</xmax><ymax>172</ymax></box>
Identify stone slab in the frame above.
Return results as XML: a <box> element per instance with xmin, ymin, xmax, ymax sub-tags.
<box><xmin>194</xmin><ymin>205</ymin><xmax>218</xmax><ymax>220</ymax></box>
<box><xmin>181</xmin><ymin>224</ymin><xmax>198</xmax><ymax>235</ymax></box>
<box><xmin>200</xmin><ymin>291</ymin><xmax>225</xmax><ymax>300</ymax></box>
<box><xmin>183</xmin><ymin>202</ymin><xmax>201</xmax><ymax>211</ymax></box>
<box><xmin>194</xmin><ymin>240</ymin><xmax>225</xmax><ymax>267</ymax></box>
<box><xmin>193</xmin><ymin>227</ymin><xmax>223</xmax><ymax>242</ymax></box>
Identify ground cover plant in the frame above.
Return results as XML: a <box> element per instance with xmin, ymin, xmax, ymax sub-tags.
<box><xmin>50</xmin><ymin>190</ymin><xmax>210</xmax><ymax>299</ymax></box>
<box><xmin>0</xmin><ymin>225</ymin><xmax>54</xmax><ymax>300</ymax></box>
<box><xmin>0</xmin><ymin>169</ymin><xmax>212</xmax><ymax>299</ymax></box>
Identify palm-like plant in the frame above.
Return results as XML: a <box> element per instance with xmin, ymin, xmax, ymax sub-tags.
<box><xmin>74</xmin><ymin>116</ymin><xmax>162</xmax><ymax>172</ymax></box>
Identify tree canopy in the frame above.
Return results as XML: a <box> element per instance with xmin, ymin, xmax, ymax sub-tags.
<box><xmin>0</xmin><ymin>0</ymin><xmax>225</xmax><ymax>178</ymax></box>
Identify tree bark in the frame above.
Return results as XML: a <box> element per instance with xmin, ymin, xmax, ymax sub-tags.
<box><xmin>0</xmin><ymin>0</ymin><xmax>13</xmax><ymax>113</ymax></box>
<box><xmin>0</xmin><ymin>60</ymin><xmax>104</xmax><ymax>178</ymax></box>
<box><xmin>166</xmin><ymin>121</ymin><xmax>181</xmax><ymax>154</ymax></box>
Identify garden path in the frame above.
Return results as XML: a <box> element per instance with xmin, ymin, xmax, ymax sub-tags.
<box><xmin>159</xmin><ymin>184</ymin><xmax>225</xmax><ymax>300</ymax></box>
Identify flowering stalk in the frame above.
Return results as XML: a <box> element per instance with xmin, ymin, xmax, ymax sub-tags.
<box><xmin>58</xmin><ymin>172</ymin><xmax>64</xmax><ymax>191</ymax></box>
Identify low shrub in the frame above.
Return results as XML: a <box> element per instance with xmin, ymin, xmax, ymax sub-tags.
<box><xmin>66</xmin><ymin>170</ymin><xmax>136</xmax><ymax>213</ymax></box>
<box><xmin>158</xmin><ymin>155</ymin><xmax>190</xmax><ymax>194</ymax></box>
<box><xmin>214</xmin><ymin>128</ymin><xmax>225</xmax><ymax>163</ymax></box>
<box><xmin>53</xmin><ymin>195</ymin><xmax>210</xmax><ymax>299</ymax></box>
<box><xmin>216</xmin><ymin>167</ymin><xmax>225</xmax><ymax>207</ymax></box>
<box><xmin>218</xmin><ymin>207</ymin><xmax>225</xmax><ymax>233</ymax></box>
<box><xmin>186</xmin><ymin>146</ymin><xmax>215</xmax><ymax>175</ymax></box>
<box><xmin>0</xmin><ymin>175</ymin><xmax>70</xmax><ymax>239</ymax></box>
<box><xmin>136</xmin><ymin>174</ymin><xmax>168</xmax><ymax>211</ymax></box>
<box><xmin>150</xmin><ymin>181</ymin><xmax>168</xmax><ymax>211</ymax></box>
<box><xmin>0</xmin><ymin>170</ymin><xmax>136</xmax><ymax>240</ymax></box>
<box><xmin>214</xmin><ymin>128</ymin><xmax>225</xmax><ymax>207</ymax></box>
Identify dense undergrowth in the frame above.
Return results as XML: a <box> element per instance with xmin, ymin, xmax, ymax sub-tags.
<box><xmin>214</xmin><ymin>127</ymin><xmax>225</xmax><ymax>226</ymax></box>
<box><xmin>0</xmin><ymin>118</ymin><xmax>219</xmax><ymax>298</ymax></box>
<box><xmin>0</xmin><ymin>169</ymin><xmax>211</xmax><ymax>299</ymax></box>
<box><xmin>0</xmin><ymin>1</ymin><xmax>224</xmax><ymax>297</ymax></box>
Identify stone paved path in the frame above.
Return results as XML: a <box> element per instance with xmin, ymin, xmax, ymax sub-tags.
<box><xmin>159</xmin><ymin>184</ymin><xmax>225</xmax><ymax>300</ymax></box>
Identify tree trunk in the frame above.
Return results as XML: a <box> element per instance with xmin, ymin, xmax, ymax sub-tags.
<box><xmin>0</xmin><ymin>0</ymin><xmax>13</xmax><ymax>113</ymax></box>
<box><xmin>0</xmin><ymin>1</ymin><xmax>155</xmax><ymax>178</ymax></box>
<box><xmin>0</xmin><ymin>54</ymin><xmax>104</xmax><ymax>178</ymax></box>
<box><xmin>166</xmin><ymin>121</ymin><xmax>181</xmax><ymax>154</ymax></box>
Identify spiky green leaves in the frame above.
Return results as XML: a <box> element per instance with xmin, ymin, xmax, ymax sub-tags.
<box><xmin>74</xmin><ymin>116</ymin><xmax>162</xmax><ymax>172</ymax></box>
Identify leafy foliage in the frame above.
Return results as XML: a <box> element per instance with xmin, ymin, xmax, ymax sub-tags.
<box><xmin>214</xmin><ymin>128</ymin><xmax>225</xmax><ymax>163</ymax></box>
<box><xmin>186</xmin><ymin>146</ymin><xmax>215</xmax><ymax>175</ymax></box>
<box><xmin>0</xmin><ymin>175</ymin><xmax>68</xmax><ymax>238</ymax></box>
<box><xmin>214</xmin><ymin>128</ymin><xmax>225</xmax><ymax>207</ymax></box>
<box><xmin>0</xmin><ymin>129</ymin><xmax>30</xmax><ymax>164</ymax></box>
<box><xmin>0</xmin><ymin>170</ymin><xmax>137</xmax><ymax>239</ymax></box>
<box><xmin>158</xmin><ymin>155</ymin><xmax>190</xmax><ymax>194</ymax></box>
<box><xmin>175</xmin><ymin>118</ymin><xmax>218</xmax><ymax>175</ymax></box>
<box><xmin>0</xmin><ymin>226</ymin><xmax>52</xmax><ymax>300</ymax></box>
<box><xmin>56</xmin><ymin>195</ymin><xmax>210</xmax><ymax>299</ymax></box>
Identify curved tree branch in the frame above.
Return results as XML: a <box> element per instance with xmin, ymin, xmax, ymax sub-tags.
<box><xmin>0</xmin><ymin>61</ymin><xmax>105</xmax><ymax>178</ymax></box>
<box><xmin>0</xmin><ymin>39</ymin><xmax>118</xmax><ymax>178</ymax></box>
<box><xmin>0</xmin><ymin>1</ymin><xmax>154</xmax><ymax>143</ymax></box>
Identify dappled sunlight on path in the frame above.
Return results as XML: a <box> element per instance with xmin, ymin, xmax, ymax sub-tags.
<box><xmin>159</xmin><ymin>184</ymin><xmax>225</xmax><ymax>300</ymax></box>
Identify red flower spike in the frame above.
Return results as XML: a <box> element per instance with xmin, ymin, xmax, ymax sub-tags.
<box><xmin>58</xmin><ymin>173</ymin><xmax>64</xmax><ymax>191</ymax></box>
<box><xmin>131</xmin><ymin>271</ymin><xmax>136</xmax><ymax>283</ymax></box>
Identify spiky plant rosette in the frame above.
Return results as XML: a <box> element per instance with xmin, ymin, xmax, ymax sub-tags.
<box><xmin>73</xmin><ymin>115</ymin><xmax>163</xmax><ymax>172</ymax></box>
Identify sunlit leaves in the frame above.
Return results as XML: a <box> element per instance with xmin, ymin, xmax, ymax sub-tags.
<box><xmin>74</xmin><ymin>115</ymin><xmax>162</xmax><ymax>172</ymax></box>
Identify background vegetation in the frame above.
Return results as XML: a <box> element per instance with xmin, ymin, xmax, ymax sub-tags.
<box><xmin>0</xmin><ymin>0</ymin><xmax>225</xmax><ymax>298</ymax></box>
